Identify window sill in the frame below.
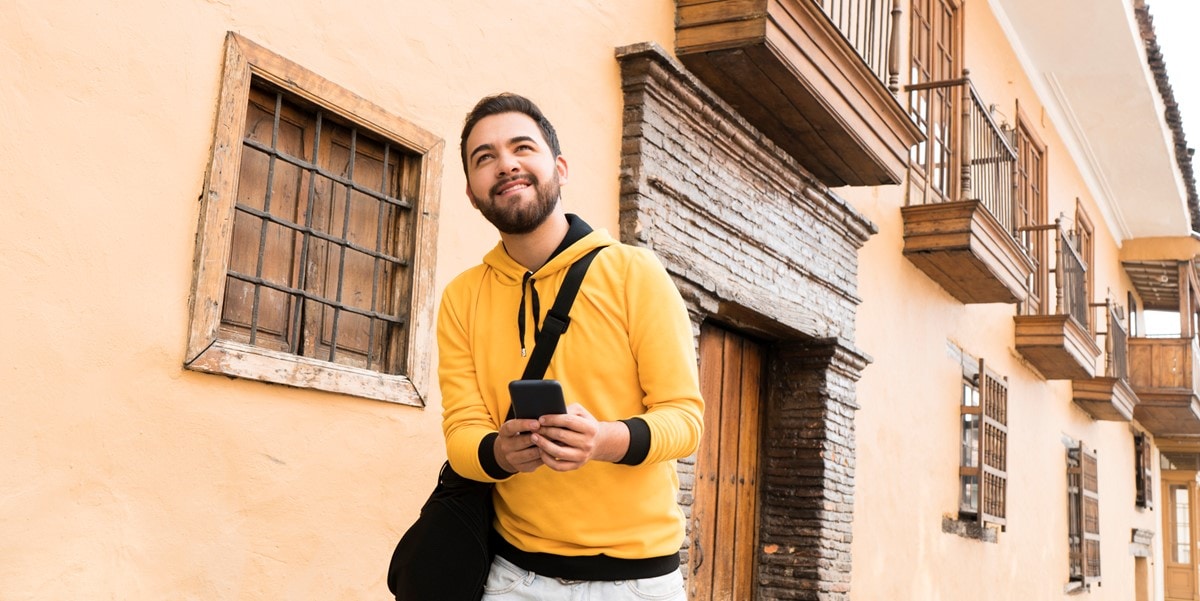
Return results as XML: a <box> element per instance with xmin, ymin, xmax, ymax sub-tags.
<box><xmin>941</xmin><ymin>514</ymin><xmax>998</xmax><ymax>543</ymax></box>
<box><xmin>186</xmin><ymin>339</ymin><xmax>425</xmax><ymax>405</ymax></box>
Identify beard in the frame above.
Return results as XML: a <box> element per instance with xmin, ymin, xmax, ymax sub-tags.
<box><xmin>472</xmin><ymin>172</ymin><xmax>561</xmax><ymax>235</ymax></box>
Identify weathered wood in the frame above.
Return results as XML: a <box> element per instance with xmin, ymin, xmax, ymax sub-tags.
<box><xmin>1070</xmin><ymin>377</ymin><xmax>1137</xmax><ymax>421</ymax></box>
<box><xmin>1128</xmin><ymin>337</ymin><xmax>1200</xmax><ymax>436</ymax></box>
<box><xmin>693</xmin><ymin>326</ymin><xmax>724</xmax><ymax>601</ymax></box>
<box><xmin>674</xmin><ymin>0</ymin><xmax>921</xmax><ymax>187</ymax></box>
<box><xmin>901</xmin><ymin>200</ymin><xmax>1033</xmax><ymax>304</ymax></box>
<box><xmin>187</xmin><ymin>339</ymin><xmax>422</xmax><ymax>405</ymax></box>
<box><xmin>693</xmin><ymin>324</ymin><xmax>761</xmax><ymax>601</ymax></box>
<box><xmin>185</xmin><ymin>33</ymin><xmax>442</xmax><ymax>404</ymax></box>
<box><xmin>1013</xmin><ymin>314</ymin><xmax>1101</xmax><ymax>380</ymax></box>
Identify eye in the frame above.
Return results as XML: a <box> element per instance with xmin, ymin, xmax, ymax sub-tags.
<box><xmin>473</xmin><ymin>152</ymin><xmax>495</xmax><ymax>166</ymax></box>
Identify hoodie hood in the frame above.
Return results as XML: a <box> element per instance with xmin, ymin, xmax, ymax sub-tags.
<box><xmin>480</xmin><ymin>214</ymin><xmax>614</xmax><ymax>284</ymax></box>
<box><xmin>479</xmin><ymin>214</ymin><xmax>614</xmax><ymax>357</ymax></box>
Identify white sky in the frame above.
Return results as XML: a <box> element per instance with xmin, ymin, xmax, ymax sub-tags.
<box><xmin>1149</xmin><ymin>0</ymin><xmax>1199</xmax><ymax>155</ymax></box>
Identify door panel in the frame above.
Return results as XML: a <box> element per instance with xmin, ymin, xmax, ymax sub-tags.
<box><xmin>692</xmin><ymin>323</ymin><xmax>763</xmax><ymax>601</ymax></box>
<box><xmin>1164</xmin><ymin>476</ymin><xmax>1197</xmax><ymax>601</ymax></box>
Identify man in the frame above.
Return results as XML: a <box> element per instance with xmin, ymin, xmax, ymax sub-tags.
<box><xmin>437</xmin><ymin>92</ymin><xmax>704</xmax><ymax>600</ymax></box>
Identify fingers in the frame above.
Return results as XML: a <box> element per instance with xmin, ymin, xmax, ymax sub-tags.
<box><xmin>496</xmin><ymin>418</ymin><xmax>545</xmax><ymax>473</ymax></box>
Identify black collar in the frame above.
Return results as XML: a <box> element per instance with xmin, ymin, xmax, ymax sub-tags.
<box><xmin>546</xmin><ymin>214</ymin><xmax>593</xmax><ymax>262</ymax></box>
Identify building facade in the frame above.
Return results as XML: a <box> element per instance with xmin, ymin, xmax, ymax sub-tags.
<box><xmin>2</xmin><ymin>0</ymin><xmax>1196</xmax><ymax>599</ymax></box>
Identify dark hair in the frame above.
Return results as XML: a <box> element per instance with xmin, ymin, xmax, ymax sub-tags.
<box><xmin>459</xmin><ymin>93</ymin><xmax>561</xmax><ymax>173</ymax></box>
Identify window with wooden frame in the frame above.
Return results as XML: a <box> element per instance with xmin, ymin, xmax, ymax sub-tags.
<box><xmin>1068</xmin><ymin>443</ymin><xmax>1101</xmax><ymax>587</ymax></box>
<box><xmin>907</xmin><ymin>0</ymin><xmax>960</xmax><ymax>204</ymax></box>
<box><xmin>959</xmin><ymin>357</ymin><xmax>1008</xmax><ymax>530</ymax></box>
<box><xmin>1073</xmin><ymin>200</ymin><xmax>1095</xmax><ymax>332</ymax></box>
<box><xmin>185</xmin><ymin>33</ymin><xmax>442</xmax><ymax>405</ymax></box>
<box><xmin>1135</xmin><ymin>433</ymin><xmax>1154</xmax><ymax>509</ymax></box>
<box><xmin>1014</xmin><ymin>108</ymin><xmax>1049</xmax><ymax>316</ymax></box>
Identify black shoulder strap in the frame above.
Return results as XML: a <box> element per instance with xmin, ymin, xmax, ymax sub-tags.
<box><xmin>521</xmin><ymin>246</ymin><xmax>605</xmax><ymax>380</ymax></box>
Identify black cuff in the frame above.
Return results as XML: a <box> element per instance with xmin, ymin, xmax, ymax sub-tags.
<box><xmin>617</xmin><ymin>417</ymin><xmax>651</xmax><ymax>465</ymax></box>
<box><xmin>479</xmin><ymin>432</ymin><xmax>516</xmax><ymax>480</ymax></box>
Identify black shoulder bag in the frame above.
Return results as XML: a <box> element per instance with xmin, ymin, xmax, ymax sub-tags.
<box><xmin>386</xmin><ymin>247</ymin><xmax>604</xmax><ymax>601</ymax></box>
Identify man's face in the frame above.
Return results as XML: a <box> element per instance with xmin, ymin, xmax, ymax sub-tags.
<box><xmin>463</xmin><ymin>112</ymin><xmax>568</xmax><ymax>235</ymax></box>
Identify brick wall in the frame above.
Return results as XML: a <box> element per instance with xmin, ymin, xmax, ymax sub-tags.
<box><xmin>617</xmin><ymin>43</ymin><xmax>873</xmax><ymax>600</ymax></box>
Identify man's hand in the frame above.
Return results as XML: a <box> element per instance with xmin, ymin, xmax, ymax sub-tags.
<box><xmin>530</xmin><ymin>404</ymin><xmax>630</xmax><ymax>471</ymax></box>
<box><xmin>494</xmin><ymin>418</ymin><xmax>546</xmax><ymax>473</ymax></box>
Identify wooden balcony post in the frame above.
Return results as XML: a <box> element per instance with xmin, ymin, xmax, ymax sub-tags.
<box><xmin>960</xmin><ymin>70</ymin><xmax>973</xmax><ymax>201</ymax></box>
<box><xmin>1053</xmin><ymin>217</ymin><xmax>1065</xmax><ymax>316</ymax></box>
<box><xmin>888</xmin><ymin>0</ymin><xmax>902</xmax><ymax>95</ymax></box>
<box><xmin>1180</xmin><ymin>261</ymin><xmax>1192</xmax><ymax>338</ymax></box>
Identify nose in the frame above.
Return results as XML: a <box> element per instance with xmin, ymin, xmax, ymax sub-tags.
<box><xmin>496</xmin><ymin>151</ymin><xmax>520</xmax><ymax>175</ymax></box>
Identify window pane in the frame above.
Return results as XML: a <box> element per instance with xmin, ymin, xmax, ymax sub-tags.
<box><xmin>960</xmin><ymin>475</ymin><xmax>979</xmax><ymax>514</ymax></box>
<box><xmin>1173</xmin><ymin>485</ymin><xmax>1191</xmax><ymax>564</ymax></box>
<box><xmin>961</xmin><ymin>414</ymin><xmax>979</xmax><ymax>467</ymax></box>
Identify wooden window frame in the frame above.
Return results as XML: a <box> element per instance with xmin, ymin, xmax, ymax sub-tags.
<box><xmin>184</xmin><ymin>33</ymin><xmax>442</xmax><ymax>405</ymax></box>
<box><xmin>1014</xmin><ymin>105</ymin><xmax>1049</xmax><ymax>316</ymax></box>
<box><xmin>1135</xmin><ymin>433</ymin><xmax>1154</xmax><ymax>509</ymax></box>
<box><xmin>907</xmin><ymin>0</ymin><xmax>962</xmax><ymax>204</ymax></box>
<box><xmin>1074</xmin><ymin>199</ymin><xmax>1095</xmax><ymax>332</ymax></box>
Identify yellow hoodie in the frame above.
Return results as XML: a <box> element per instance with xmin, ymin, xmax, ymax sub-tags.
<box><xmin>437</xmin><ymin>218</ymin><xmax>704</xmax><ymax>570</ymax></box>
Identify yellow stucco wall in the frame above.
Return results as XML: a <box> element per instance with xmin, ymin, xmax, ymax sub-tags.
<box><xmin>0</xmin><ymin>0</ymin><xmax>1179</xmax><ymax>599</ymax></box>
<box><xmin>0</xmin><ymin>1</ymin><xmax>672</xmax><ymax>598</ymax></box>
<box><xmin>844</xmin><ymin>1</ymin><xmax>1164</xmax><ymax>599</ymax></box>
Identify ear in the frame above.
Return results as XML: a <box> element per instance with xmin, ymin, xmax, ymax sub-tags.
<box><xmin>555</xmin><ymin>155</ymin><xmax>569</xmax><ymax>187</ymax></box>
<box><xmin>465</xmin><ymin>182</ymin><xmax>479</xmax><ymax>209</ymax></box>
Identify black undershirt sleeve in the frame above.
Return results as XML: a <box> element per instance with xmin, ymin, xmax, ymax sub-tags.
<box><xmin>479</xmin><ymin>432</ymin><xmax>516</xmax><ymax>480</ymax></box>
<box><xmin>616</xmin><ymin>417</ymin><xmax>651</xmax><ymax>465</ymax></box>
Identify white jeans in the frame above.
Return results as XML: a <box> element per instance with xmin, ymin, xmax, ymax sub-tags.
<box><xmin>481</xmin><ymin>555</ymin><xmax>687</xmax><ymax>600</ymax></box>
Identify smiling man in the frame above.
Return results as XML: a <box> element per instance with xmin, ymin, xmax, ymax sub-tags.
<box><xmin>436</xmin><ymin>93</ymin><xmax>705</xmax><ymax>600</ymax></box>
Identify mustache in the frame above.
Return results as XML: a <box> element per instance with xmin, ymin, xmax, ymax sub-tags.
<box><xmin>490</xmin><ymin>174</ymin><xmax>537</xmax><ymax>197</ymax></box>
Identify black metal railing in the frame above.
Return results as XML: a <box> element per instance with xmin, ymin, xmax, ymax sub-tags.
<box><xmin>816</xmin><ymin>0</ymin><xmax>902</xmax><ymax>91</ymax></box>
<box><xmin>905</xmin><ymin>73</ymin><xmax>1018</xmax><ymax>233</ymax></box>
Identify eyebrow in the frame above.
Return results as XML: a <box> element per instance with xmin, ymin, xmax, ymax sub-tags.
<box><xmin>468</xmin><ymin>135</ymin><xmax>539</xmax><ymax>163</ymax></box>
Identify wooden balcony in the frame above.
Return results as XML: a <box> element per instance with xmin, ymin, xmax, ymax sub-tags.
<box><xmin>674</xmin><ymin>0</ymin><xmax>922</xmax><ymax>187</ymax></box>
<box><xmin>1072</xmin><ymin>378</ymin><xmax>1137</xmax><ymax>421</ymax></box>
<box><xmin>900</xmin><ymin>76</ymin><xmax>1030</xmax><ymax>304</ymax></box>
<box><xmin>1015</xmin><ymin>314</ymin><xmax>1100</xmax><ymax>380</ymax></box>
<box><xmin>902</xmin><ymin>200</ymin><xmax>1032</xmax><ymax>304</ymax></box>
<box><xmin>1129</xmin><ymin>337</ymin><xmax>1200</xmax><ymax>437</ymax></box>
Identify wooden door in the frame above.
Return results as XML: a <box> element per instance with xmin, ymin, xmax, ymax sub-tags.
<box><xmin>1164</xmin><ymin>473</ymin><xmax>1199</xmax><ymax>601</ymax></box>
<box><xmin>691</xmin><ymin>323</ymin><xmax>763</xmax><ymax>601</ymax></box>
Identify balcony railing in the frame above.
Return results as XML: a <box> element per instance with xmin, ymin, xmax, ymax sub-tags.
<box><xmin>1019</xmin><ymin>218</ymin><xmax>1089</xmax><ymax>328</ymax></box>
<box><xmin>906</xmin><ymin>73</ymin><xmax>1018</xmax><ymax>233</ymax></box>
<box><xmin>816</xmin><ymin>0</ymin><xmax>901</xmax><ymax>91</ymax></box>
<box><xmin>1101</xmin><ymin>300</ymin><xmax>1128</xmax><ymax>380</ymax></box>
<box><xmin>1071</xmin><ymin>298</ymin><xmax>1136</xmax><ymax>421</ymax></box>
<box><xmin>1012</xmin><ymin>219</ymin><xmax>1099</xmax><ymax>380</ymax></box>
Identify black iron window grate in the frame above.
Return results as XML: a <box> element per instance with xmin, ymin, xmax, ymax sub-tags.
<box><xmin>221</xmin><ymin>83</ymin><xmax>416</xmax><ymax>373</ymax></box>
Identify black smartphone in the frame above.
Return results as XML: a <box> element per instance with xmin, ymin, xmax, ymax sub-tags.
<box><xmin>508</xmin><ymin>380</ymin><xmax>568</xmax><ymax>419</ymax></box>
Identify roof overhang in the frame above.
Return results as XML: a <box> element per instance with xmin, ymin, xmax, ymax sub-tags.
<box><xmin>990</xmin><ymin>0</ymin><xmax>1193</xmax><ymax>240</ymax></box>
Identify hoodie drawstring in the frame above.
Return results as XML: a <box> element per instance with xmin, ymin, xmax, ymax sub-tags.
<box><xmin>517</xmin><ymin>271</ymin><xmax>542</xmax><ymax>357</ymax></box>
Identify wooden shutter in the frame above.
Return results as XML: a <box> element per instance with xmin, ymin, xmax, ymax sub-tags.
<box><xmin>222</xmin><ymin>86</ymin><xmax>311</xmax><ymax>352</ymax></box>
<box><xmin>978</xmin><ymin>359</ymin><xmax>1008</xmax><ymax>528</ymax></box>
<box><xmin>1069</xmin><ymin>444</ymin><xmax>1101</xmax><ymax>585</ymax></box>
<box><xmin>1135</xmin><ymin>433</ymin><xmax>1153</xmax><ymax>509</ymax></box>
<box><xmin>222</xmin><ymin>83</ymin><xmax>413</xmax><ymax>373</ymax></box>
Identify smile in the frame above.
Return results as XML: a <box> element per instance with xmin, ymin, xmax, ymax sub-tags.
<box><xmin>493</xmin><ymin>176</ymin><xmax>535</xmax><ymax>197</ymax></box>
